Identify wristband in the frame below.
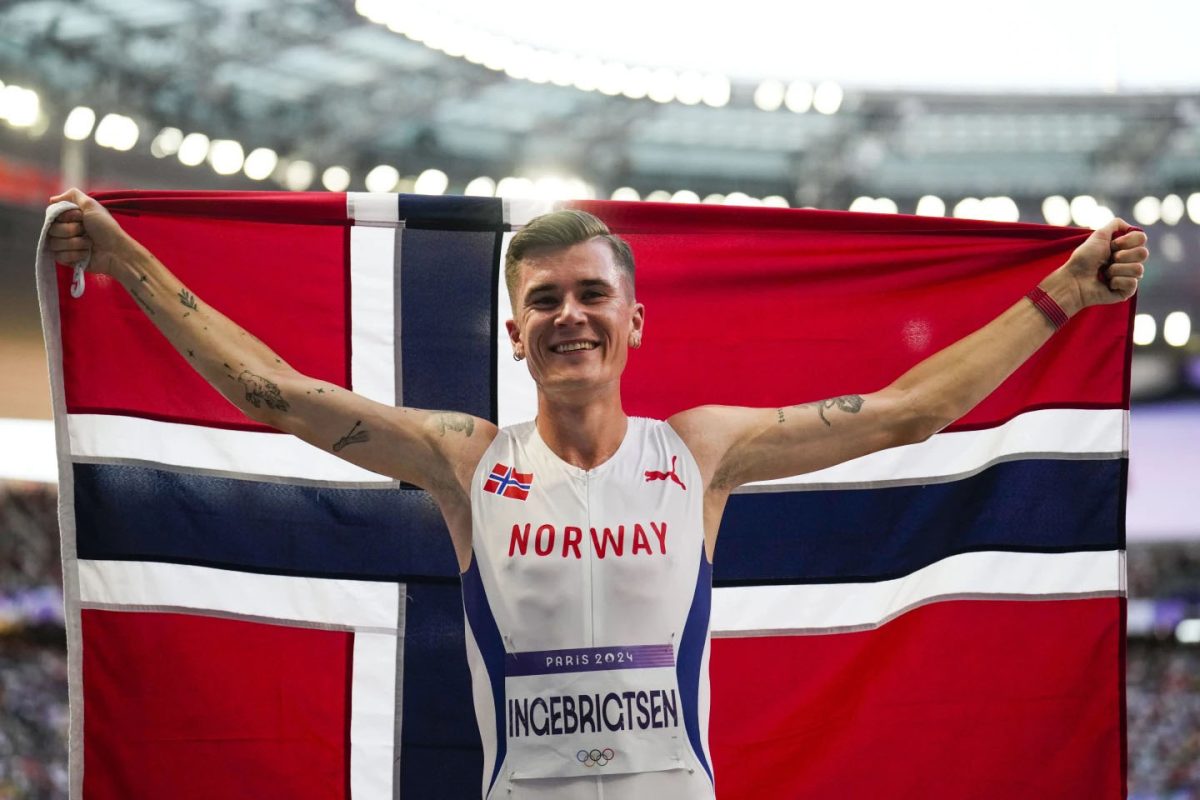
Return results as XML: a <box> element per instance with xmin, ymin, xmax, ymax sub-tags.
<box><xmin>1026</xmin><ymin>286</ymin><xmax>1069</xmax><ymax>330</ymax></box>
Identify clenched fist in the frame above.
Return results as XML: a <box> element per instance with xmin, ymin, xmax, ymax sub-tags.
<box><xmin>46</xmin><ymin>188</ymin><xmax>135</xmax><ymax>276</ymax></box>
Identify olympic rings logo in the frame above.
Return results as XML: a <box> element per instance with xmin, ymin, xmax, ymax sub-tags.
<box><xmin>576</xmin><ymin>748</ymin><xmax>615</xmax><ymax>767</ymax></box>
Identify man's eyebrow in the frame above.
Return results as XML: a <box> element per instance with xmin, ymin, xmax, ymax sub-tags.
<box><xmin>524</xmin><ymin>278</ymin><xmax>616</xmax><ymax>297</ymax></box>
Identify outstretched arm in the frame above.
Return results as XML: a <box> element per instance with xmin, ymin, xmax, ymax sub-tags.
<box><xmin>672</xmin><ymin>219</ymin><xmax>1147</xmax><ymax>493</ymax></box>
<box><xmin>46</xmin><ymin>189</ymin><xmax>496</xmax><ymax>553</ymax></box>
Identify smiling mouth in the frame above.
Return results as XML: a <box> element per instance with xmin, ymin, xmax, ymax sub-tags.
<box><xmin>551</xmin><ymin>341</ymin><xmax>598</xmax><ymax>353</ymax></box>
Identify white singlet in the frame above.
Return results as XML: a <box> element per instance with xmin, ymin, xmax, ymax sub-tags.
<box><xmin>462</xmin><ymin>417</ymin><xmax>716</xmax><ymax>800</ymax></box>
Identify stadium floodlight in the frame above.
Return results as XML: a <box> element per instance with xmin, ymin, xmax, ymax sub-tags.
<box><xmin>1161</xmin><ymin>194</ymin><xmax>1184</xmax><ymax>225</ymax></box>
<box><xmin>646</xmin><ymin>69</ymin><xmax>676</xmax><ymax>104</ymax></box>
<box><xmin>596</xmin><ymin>62</ymin><xmax>627</xmax><ymax>97</ymax></box>
<box><xmin>1132</xmin><ymin>314</ymin><xmax>1156</xmax><ymax>346</ymax></box>
<box><xmin>365</xmin><ymin>165</ymin><xmax>400</xmax><ymax>193</ymax></box>
<box><xmin>725</xmin><ymin>192</ymin><xmax>760</xmax><ymax>206</ymax></box>
<box><xmin>243</xmin><ymin>148</ymin><xmax>279</xmax><ymax>181</ymax></box>
<box><xmin>915</xmin><ymin>195</ymin><xmax>946</xmax><ymax>217</ymax></box>
<box><xmin>321</xmin><ymin>166</ymin><xmax>351</xmax><ymax>192</ymax></box>
<box><xmin>572</xmin><ymin>57</ymin><xmax>603</xmax><ymax>92</ymax></box>
<box><xmin>63</xmin><ymin>107</ymin><xmax>96</xmax><ymax>141</ymax></box>
<box><xmin>754</xmin><ymin>80</ymin><xmax>785</xmax><ymax>112</ymax></box>
<box><xmin>620</xmin><ymin>66</ymin><xmax>651</xmax><ymax>100</ymax></box>
<box><xmin>645</xmin><ymin>190</ymin><xmax>672</xmax><ymax>202</ymax></box>
<box><xmin>496</xmin><ymin>176</ymin><xmax>533</xmax><ymax>198</ymax></box>
<box><xmin>701</xmin><ymin>74</ymin><xmax>731</xmax><ymax>108</ymax></box>
<box><xmin>670</xmin><ymin>190</ymin><xmax>700</xmax><ymax>204</ymax></box>
<box><xmin>415</xmin><ymin>168</ymin><xmax>449</xmax><ymax>195</ymax></box>
<box><xmin>1176</xmin><ymin>619</ymin><xmax>1200</xmax><ymax>645</ymax></box>
<box><xmin>177</xmin><ymin>132</ymin><xmax>210</xmax><ymax>166</ymax></box>
<box><xmin>675</xmin><ymin>71</ymin><xmax>705</xmax><ymax>106</ymax></box>
<box><xmin>1188</xmin><ymin>193</ymin><xmax>1200</xmax><ymax>225</ymax></box>
<box><xmin>1132</xmin><ymin>196</ymin><xmax>1161</xmax><ymax>226</ymax></box>
<box><xmin>208</xmin><ymin>139</ymin><xmax>245</xmax><ymax>175</ymax></box>
<box><xmin>464</xmin><ymin>176</ymin><xmax>497</xmax><ymax>197</ymax></box>
<box><xmin>784</xmin><ymin>81</ymin><xmax>813</xmax><ymax>113</ymax></box>
<box><xmin>0</xmin><ymin>84</ymin><xmax>39</xmax><ymax>127</ymax></box>
<box><xmin>1042</xmin><ymin>195</ymin><xmax>1071</xmax><ymax>226</ymax></box>
<box><xmin>813</xmin><ymin>81</ymin><xmax>843</xmax><ymax>115</ymax></box>
<box><xmin>762</xmin><ymin>195</ymin><xmax>790</xmax><ymax>208</ymax></box>
<box><xmin>1163</xmin><ymin>312</ymin><xmax>1191</xmax><ymax>347</ymax></box>
<box><xmin>1069</xmin><ymin>195</ymin><xmax>1097</xmax><ymax>227</ymax></box>
<box><xmin>284</xmin><ymin>160</ymin><xmax>315</xmax><ymax>191</ymax></box>
<box><xmin>150</xmin><ymin>127</ymin><xmax>183</xmax><ymax>158</ymax></box>
<box><xmin>611</xmin><ymin>187</ymin><xmax>641</xmax><ymax>202</ymax></box>
<box><xmin>702</xmin><ymin>193</ymin><xmax>726</xmax><ymax>204</ymax></box>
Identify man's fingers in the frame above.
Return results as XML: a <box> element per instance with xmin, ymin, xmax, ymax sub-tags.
<box><xmin>49</xmin><ymin>187</ymin><xmax>88</xmax><ymax>206</ymax></box>
<box><xmin>49</xmin><ymin>235</ymin><xmax>91</xmax><ymax>252</ymax></box>
<box><xmin>53</xmin><ymin>209</ymin><xmax>83</xmax><ymax>224</ymax></box>
<box><xmin>1108</xmin><ymin>276</ymin><xmax>1138</xmax><ymax>297</ymax></box>
<box><xmin>48</xmin><ymin>221</ymin><xmax>85</xmax><ymax>238</ymax></box>
<box><xmin>1106</xmin><ymin>263</ymin><xmax>1144</xmax><ymax>279</ymax></box>
<box><xmin>53</xmin><ymin>251</ymin><xmax>90</xmax><ymax>265</ymax></box>
<box><xmin>1112</xmin><ymin>246</ymin><xmax>1149</xmax><ymax>264</ymax></box>
<box><xmin>1112</xmin><ymin>230</ymin><xmax>1147</xmax><ymax>249</ymax></box>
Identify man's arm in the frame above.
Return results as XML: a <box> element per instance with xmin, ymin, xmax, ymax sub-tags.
<box><xmin>47</xmin><ymin>189</ymin><xmax>495</xmax><ymax>563</ymax></box>
<box><xmin>672</xmin><ymin>219</ymin><xmax>1147</xmax><ymax>494</ymax></box>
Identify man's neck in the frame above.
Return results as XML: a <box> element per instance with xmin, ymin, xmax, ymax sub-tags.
<box><xmin>535</xmin><ymin>384</ymin><xmax>628</xmax><ymax>470</ymax></box>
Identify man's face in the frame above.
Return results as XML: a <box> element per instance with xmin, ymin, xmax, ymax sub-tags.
<box><xmin>506</xmin><ymin>238</ymin><xmax>644</xmax><ymax>395</ymax></box>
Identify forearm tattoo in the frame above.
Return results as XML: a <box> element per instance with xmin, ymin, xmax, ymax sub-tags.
<box><xmin>433</xmin><ymin>412</ymin><xmax>475</xmax><ymax>437</ymax></box>
<box><xmin>178</xmin><ymin>288</ymin><xmax>198</xmax><ymax>311</ymax></box>
<box><xmin>132</xmin><ymin>292</ymin><xmax>156</xmax><ymax>316</ymax></box>
<box><xmin>236</xmin><ymin>370</ymin><xmax>289</xmax><ymax>412</ymax></box>
<box><xmin>779</xmin><ymin>394</ymin><xmax>864</xmax><ymax>426</ymax></box>
<box><xmin>333</xmin><ymin>420</ymin><xmax>370</xmax><ymax>452</ymax></box>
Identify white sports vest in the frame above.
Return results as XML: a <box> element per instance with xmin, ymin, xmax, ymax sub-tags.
<box><xmin>462</xmin><ymin>417</ymin><xmax>715</xmax><ymax>800</ymax></box>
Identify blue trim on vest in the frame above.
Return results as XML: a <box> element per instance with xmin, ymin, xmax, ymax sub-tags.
<box><xmin>676</xmin><ymin>545</ymin><xmax>714</xmax><ymax>783</ymax></box>
<box><xmin>461</xmin><ymin>558</ymin><xmax>507</xmax><ymax>795</ymax></box>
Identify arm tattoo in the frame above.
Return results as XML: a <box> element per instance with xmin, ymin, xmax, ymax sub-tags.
<box><xmin>776</xmin><ymin>408</ymin><xmax>785</xmax><ymax>424</ymax></box>
<box><xmin>792</xmin><ymin>394</ymin><xmax>864</xmax><ymax>427</ymax></box>
<box><xmin>178</xmin><ymin>288</ymin><xmax>198</xmax><ymax>311</ymax></box>
<box><xmin>236</xmin><ymin>370</ymin><xmax>290</xmax><ymax>412</ymax></box>
<box><xmin>434</xmin><ymin>412</ymin><xmax>475</xmax><ymax>437</ymax></box>
<box><xmin>333</xmin><ymin>420</ymin><xmax>370</xmax><ymax>452</ymax></box>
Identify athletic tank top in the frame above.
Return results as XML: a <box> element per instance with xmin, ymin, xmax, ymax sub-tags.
<box><xmin>462</xmin><ymin>417</ymin><xmax>715</xmax><ymax>800</ymax></box>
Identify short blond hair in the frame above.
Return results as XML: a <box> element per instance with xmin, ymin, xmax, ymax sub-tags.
<box><xmin>505</xmin><ymin>210</ymin><xmax>635</xmax><ymax>299</ymax></box>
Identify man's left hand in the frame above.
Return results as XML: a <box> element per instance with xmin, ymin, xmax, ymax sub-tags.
<box><xmin>1061</xmin><ymin>218</ymin><xmax>1148</xmax><ymax>312</ymax></box>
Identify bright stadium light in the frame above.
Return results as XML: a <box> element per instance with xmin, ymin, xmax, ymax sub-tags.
<box><xmin>243</xmin><ymin>148</ymin><xmax>278</xmax><ymax>181</ymax></box>
<box><xmin>849</xmin><ymin>196</ymin><xmax>875</xmax><ymax>212</ymax></box>
<box><xmin>1042</xmin><ymin>195</ymin><xmax>1071</xmax><ymax>226</ymax></box>
<box><xmin>645</xmin><ymin>190</ymin><xmax>672</xmax><ymax>202</ymax></box>
<box><xmin>208</xmin><ymin>139</ymin><xmax>245</xmax><ymax>175</ymax></box>
<box><xmin>63</xmin><ymin>106</ymin><xmax>96</xmax><ymax>141</ymax></box>
<box><xmin>784</xmin><ymin>81</ymin><xmax>813</xmax><ymax>113</ymax></box>
<box><xmin>464</xmin><ymin>176</ymin><xmax>496</xmax><ymax>196</ymax></box>
<box><xmin>1177</xmin><ymin>619</ymin><xmax>1200</xmax><ymax>645</ymax></box>
<box><xmin>1132</xmin><ymin>196</ymin><xmax>1161</xmax><ymax>226</ymax></box>
<box><xmin>620</xmin><ymin>66</ymin><xmax>652</xmax><ymax>99</ymax></box>
<box><xmin>754</xmin><ymin>80</ymin><xmax>785</xmax><ymax>112</ymax></box>
<box><xmin>670</xmin><ymin>189</ymin><xmax>700</xmax><ymax>204</ymax></box>
<box><xmin>701</xmin><ymin>74</ymin><xmax>731</xmax><ymax>108</ymax></box>
<box><xmin>1069</xmin><ymin>195</ymin><xmax>1097</xmax><ymax>227</ymax></box>
<box><xmin>177</xmin><ymin>132</ymin><xmax>210</xmax><ymax>166</ymax></box>
<box><xmin>496</xmin><ymin>176</ymin><xmax>533</xmax><ymax>198</ymax></box>
<box><xmin>321</xmin><ymin>166</ymin><xmax>351</xmax><ymax>192</ymax></box>
<box><xmin>1164</xmin><ymin>311</ymin><xmax>1192</xmax><ymax>347</ymax></box>
<box><xmin>414</xmin><ymin>168</ymin><xmax>449</xmax><ymax>195</ymax></box>
<box><xmin>0</xmin><ymin>84</ymin><xmax>39</xmax><ymax>127</ymax></box>
<box><xmin>915</xmin><ymin>195</ymin><xmax>946</xmax><ymax>216</ymax></box>
<box><xmin>365</xmin><ymin>164</ymin><xmax>400</xmax><ymax>192</ymax></box>
<box><xmin>595</xmin><ymin>62</ymin><xmax>627</xmax><ymax>96</ymax></box>
<box><xmin>813</xmin><ymin>81</ymin><xmax>843</xmax><ymax>114</ymax></box>
<box><xmin>725</xmin><ymin>192</ymin><xmax>760</xmax><ymax>206</ymax></box>
<box><xmin>150</xmin><ymin>127</ymin><xmax>183</xmax><ymax>158</ymax></box>
<box><xmin>762</xmin><ymin>195</ymin><xmax>789</xmax><ymax>207</ymax></box>
<box><xmin>647</xmin><ymin>69</ymin><xmax>676</xmax><ymax>103</ymax></box>
<box><xmin>610</xmin><ymin>186</ymin><xmax>640</xmax><ymax>201</ymax></box>
<box><xmin>284</xmin><ymin>160</ymin><xmax>315</xmax><ymax>191</ymax></box>
<box><xmin>1188</xmin><ymin>192</ymin><xmax>1200</xmax><ymax>224</ymax></box>
<box><xmin>1132</xmin><ymin>314</ymin><xmax>1156</xmax><ymax>346</ymax></box>
<box><xmin>1161</xmin><ymin>194</ymin><xmax>1184</xmax><ymax>225</ymax></box>
<box><xmin>702</xmin><ymin>193</ymin><xmax>726</xmax><ymax>204</ymax></box>
<box><xmin>676</xmin><ymin>71</ymin><xmax>706</xmax><ymax>105</ymax></box>
<box><xmin>94</xmin><ymin>114</ymin><xmax>139</xmax><ymax>151</ymax></box>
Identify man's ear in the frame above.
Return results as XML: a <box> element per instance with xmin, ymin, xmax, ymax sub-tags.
<box><xmin>506</xmin><ymin>318</ymin><xmax>523</xmax><ymax>359</ymax></box>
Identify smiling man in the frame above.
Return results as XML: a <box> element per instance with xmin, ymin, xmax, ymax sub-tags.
<box><xmin>47</xmin><ymin>192</ymin><xmax>1146</xmax><ymax>799</ymax></box>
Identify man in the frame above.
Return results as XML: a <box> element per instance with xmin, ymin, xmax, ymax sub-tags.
<box><xmin>47</xmin><ymin>188</ymin><xmax>1146</xmax><ymax>799</ymax></box>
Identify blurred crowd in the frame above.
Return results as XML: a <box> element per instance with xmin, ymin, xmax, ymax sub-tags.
<box><xmin>0</xmin><ymin>480</ymin><xmax>1197</xmax><ymax>797</ymax></box>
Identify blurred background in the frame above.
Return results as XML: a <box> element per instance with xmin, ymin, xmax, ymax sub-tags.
<box><xmin>0</xmin><ymin>0</ymin><xmax>1198</xmax><ymax>797</ymax></box>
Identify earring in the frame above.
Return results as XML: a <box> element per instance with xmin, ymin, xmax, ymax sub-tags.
<box><xmin>513</xmin><ymin>352</ymin><xmax>524</xmax><ymax>361</ymax></box>
<box><xmin>630</xmin><ymin>335</ymin><xmax>642</xmax><ymax>349</ymax></box>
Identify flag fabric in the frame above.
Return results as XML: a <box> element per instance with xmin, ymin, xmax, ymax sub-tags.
<box><xmin>37</xmin><ymin>191</ymin><xmax>1130</xmax><ymax>799</ymax></box>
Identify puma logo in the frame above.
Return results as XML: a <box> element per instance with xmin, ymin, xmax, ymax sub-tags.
<box><xmin>644</xmin><ymin>455</ymin><xmax>686</xmax><ymax>491</ymax></box>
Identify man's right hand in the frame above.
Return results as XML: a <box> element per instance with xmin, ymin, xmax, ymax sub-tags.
<box><xmin>47</xmin><ymin>188</ymin><xmax>133</xmax><ymax>276</ymax></box>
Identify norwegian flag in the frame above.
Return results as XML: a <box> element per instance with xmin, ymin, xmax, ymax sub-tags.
<box><xmin>482</xmin><ymin>462</ymin><xmax>533</xmax><ymax>500</ymax></box>
<box><xmin>36</xmin><ymin>191</ymin><xmax>1129</xmax><ymax>799</ymax></box>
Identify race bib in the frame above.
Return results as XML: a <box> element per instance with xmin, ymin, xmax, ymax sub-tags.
<box><xmin>504</xmin><ymin>643</ymin><xmax>688</xmax><ymax>780</ymax></box>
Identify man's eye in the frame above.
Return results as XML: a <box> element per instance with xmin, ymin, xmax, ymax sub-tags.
<box><xmin>583</xmin><ymin>290</ymin><xmax>604</xmax><ymax>300</ymax></box>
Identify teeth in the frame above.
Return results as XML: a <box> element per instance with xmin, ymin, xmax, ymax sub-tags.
<box><xmin>553</xmin><ymin>342</ymin><xmax>597</xmax><ymax>353</ymax></box>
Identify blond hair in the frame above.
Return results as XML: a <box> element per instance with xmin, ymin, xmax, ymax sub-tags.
<box><xmin>504</xmin><ymin>210</ymin><xmax>635</xmax><ymax>299</ymax></box>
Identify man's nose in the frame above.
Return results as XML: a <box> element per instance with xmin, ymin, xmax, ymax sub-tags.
<box><xmin>555</xmin><ymin>295</ymin><xmax>586</xmax><ymax>325</ymax></box>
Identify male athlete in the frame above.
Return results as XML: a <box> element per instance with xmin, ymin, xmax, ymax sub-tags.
<box><xmin>47</xmin><ymin>189</ymin><xmax>1146</xmax><ymax>799</ymax></box>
